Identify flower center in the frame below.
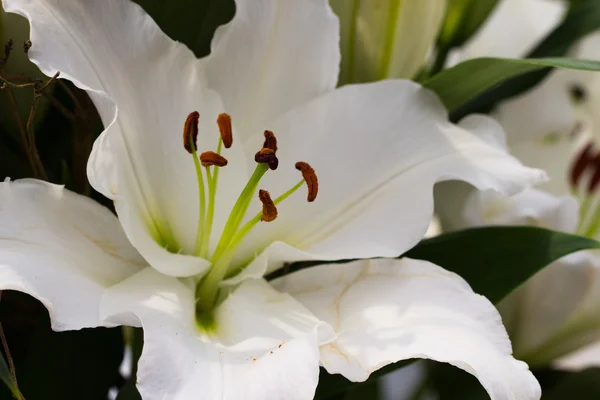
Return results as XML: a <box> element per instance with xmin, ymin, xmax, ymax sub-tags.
<box><xmin>180</xmin><ymin>111</ymin><xmax>317</xmax><ymax>329</ymax></box>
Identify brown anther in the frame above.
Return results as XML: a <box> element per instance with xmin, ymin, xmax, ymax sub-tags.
<box><xmin>588</xmin><ymin>154</ymin><xmax>600</xmax><ymax>193</ymax></box>
<box><xmin>200</xmin><ymin>151</ymin><xmax>228</xmax><ymax>167</ymax></box>
<box><xmin>259</xmin><ymin>189</ymin><xmax>278</xmax><ymax>222</ymax></box>
<box><xmin>183</xmin><ymin>111</ymin><xmax>200</xmax><ymax>154</ymax></box>
<box><xmin>263</xmin><ymin>130</ymin><xmax>278</xmax><ymax>153</ymax></box>
<box><xmin>217</xmin><ymin>113</ymin><xmax>233</xmax><ymax>148</ymax></box>
<box><xmin>255</xmin><ymin>148</ymin><xmax>279</xmax><ymax>170</ymax></box>
<box><xmin>295</xmin><ymin>162</ymin><xmax>318</xmax><ymax>202</ymax></box>
<box><xmin>570</xmin><ymin>142</ymin><xmax>595</xmax><ymax>188</ymax></box>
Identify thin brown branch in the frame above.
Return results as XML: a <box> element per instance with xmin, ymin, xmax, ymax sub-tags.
<box><xmin>25</xmin><ymin>93</ymin><xmax>47</xmax><ymax>180</ymax></box>
<box><xmin>57</xmin><ymin>79</ymin><xmax>84</xmax><ymax>115</ymax></box>
<box><xmin>3</xmin><ymin>87</ymin><xmax>38</xmax><ymax>176</ymax></box>
<box><xmin>0</xmin><ymin>72</ymin><xmax>77</xmax><ymax>121</ymax></box>
<box><xmin>40</xmin><ymin>92</ymin><xmax>76</xmax><ymax>121</ymax></box>
<box><xmin>0</xmin><ymin>75</ymin><xmax>35</xmax><ymax>89</ymax></box>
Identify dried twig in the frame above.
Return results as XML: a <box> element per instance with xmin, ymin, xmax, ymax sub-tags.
<box><xmin>3</xmin><ymin>87</ymin><xmax>38</xmax><ymax>176</ymax></box>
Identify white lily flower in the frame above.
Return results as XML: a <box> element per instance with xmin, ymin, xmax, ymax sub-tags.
<box><xmin>437</xmin><ymin>0</ymin><xmax>600</xmax><ymax>371</ymax></box>
<box><xmin>330</xmin><ymin>0</ymin><xmax>447</xmax><ymax>83</ymax></box>
<box><xmin>1</xmin><ymin>0</ymin><xmax>545</xmax><ymax>398</ymax></box>
<box><xmin>458</xmin><ymin>187</ymin><xmax>600</xmax><ymax>370</ymax></box>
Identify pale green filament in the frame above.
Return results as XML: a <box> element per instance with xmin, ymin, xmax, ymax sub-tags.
<box><xmin>223</xmin><ymin>179</ymin><xmax>305</xmax><ymax>277</ymax></box>
<box><xmin>195</xmin><ymin>177</ymin><xmax>305</xmax><ymax>321</ymax></box>
<box><xmin>212</xmin><ymin>163</ymin><xmax>270</xmax><ymax>262</ymax></box>
<box><xmin>584</xmin><ymin>205</ymin><xmax>600</xmax><ymax>238</ymax></box>
<box><xmin>195</xmin><ymin>163</ymin><xmax>269</xmax><ymax>317</ymax></box>
<box><xmin>202</xmin><ymin>138</ymin><xmax>224</xmax><ymax>256</ymax></box>
<box><xmin>190</xmin><ymin>135</ymin><xmax>208</xmax><ymax>258</ymax></box>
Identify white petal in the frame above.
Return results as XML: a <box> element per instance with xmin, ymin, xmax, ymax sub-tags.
<box><xmin>0</xmin><ymin>179</ymin><xmax>144</xmax><ymax>330</ymax></box>
<box><xmin>449</xmin><ymin>0</ymin><xmax>565</xmax><ymax>62</ymax></box>
<box><xmin>205</xmin><ymin>0</ymin><xmax>340</xmax><ymax>141</ymax></box>
<box><xmin>555</xmin><ymin>340</ymin><xmax>600</xmax><ymax>370</ymax></box>
<box><xmin>462</xmin><ymin>188</ymin><xmax>579</xmax><ymax>233</ymax></box>
<box><xmin>234</xmin><ymin>81</ymin><xmax>545</xmax><ymax>275</ymax></box>
<box><xmin>273</xmin><ymin>258</ymin><xmax>541</xmax><ymax>400</ymax></box>
<box><xmin>100</xmin><ymin>269</ymin><xmax>334</xmax><ymax>400</ymax></box>
<box><xmin>5</xmin><ymin>0</ymin><xmax>249</xmax><ymax>276</ymax></box>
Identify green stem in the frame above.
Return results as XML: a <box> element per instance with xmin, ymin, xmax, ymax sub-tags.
<box><xmin>429</xmin><ymin>45</ymin><xmax>450</xmax><ymax>78</ymax></box>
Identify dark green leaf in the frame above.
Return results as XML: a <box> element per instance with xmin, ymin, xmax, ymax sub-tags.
<box><xmin>438</xmin><ymin>0</ymin><xmax>499</xmax><ymax>50</ymax></box>
<box><xmin>405</xmin><ymin>226</ymin><xmax>600</xmax><ymax>304</ymax></box>
<box><xmin>430</xmin><ymin>0</ymin><xmax>499</xmax><ymax>76</ymax></box>
<box><xmin>542</xmin><ymin>368</ymin><xmax>600</xmax><ymax>399</ymax></box>
<box><xmin>134</xmin><ymin>0</ymin><xmax>235</xmax><ymax>58</ymax></box>
<box><xmin>424</xmin><ymin>57</ymin><xmax>600</xmax><ymax>112</ymax></box>
<box><xmin>450</xmin><ymin>0</ymin><xmax>600</xmax><ymax>120</ymax></box>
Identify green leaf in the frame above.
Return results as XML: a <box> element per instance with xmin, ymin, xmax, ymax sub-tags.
<box><xmin>424</xmin><ymin>57</ymin><xmax>600</xmax><ymax>112</ymax></box>
<box><xmin>134</xmin><ymin>0</ymin><xmax>235</xmax><ymax>58</ymax></box>
<box><xmin>430</xmin><ymin>0</ymin><xmax>498</xmax><ymax>76</ymax></box>
<box><xmin>449</xmin><ymin>0</ymin><xmax>600</xmax><ymax>120</ymax></box>
<box><xmin>405</xmin><ymin>226</ymin><xmax>600</xmax><ymax>304</ymax></box>
<box><xmin>0</xmin><ymin>347</ymin><xmax>20</xmax><ymax>399</ymax></box>
<box><xmin>438</xmin><ymin>0</ymin><xmax>499</xmax><ymax>50</ymax></box>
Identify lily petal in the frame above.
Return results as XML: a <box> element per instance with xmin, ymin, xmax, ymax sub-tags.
<box><xmin>499</xmin><ymin>251</ymin><xmax>600</xmax><ymax>367</ymax></box>
<box><xmin>100</xmin><ymin>268</ymin><xmax>335</xmax><ymax>400</ymax></box>
<box><xmin>556</xmin><ymin>340</ymin><xmax>600</xmax><ymax>370</ymax></box>
<box><xmin>5</xmin><ymin>0</ymin><xmax>249</xmax><ymax>276</ymax></box>
<box><xmin>448</xmin><ymin>0</ymin><xmax>565</xmax><ymax>63</ymax></box>
<box><xmin>236</xmin><ymin>81</ymin><xmax>545</xmax><ymax>275</ymax></box>
<box><xmin>462</xmin><ymin>188</ymin><xmax>579</xmax><ymax>233</ymax></box>
<box><xmin>205</xmin><ymin>0</ymin><xmax>340</xmax><ymax>142</ymax></box>
<box><xmin>273</xmin><ymin>258</ymin><xmax>541</xmax><ymax>400</ymax></box>
<box><xmin>0</xmin><ymin>179</ymin><xmax>144</xmax><ymax>330</ymax></box>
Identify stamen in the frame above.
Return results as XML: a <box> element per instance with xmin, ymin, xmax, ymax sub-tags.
<box><xmin>295</xmin><ymin>162</ymin><xmax>318</xmax><ymax>202</ymax></box>
<box><xmin>200</xmin><ymin>151</ymin><xmax>228</xmax><ymax>167</ymax></box>
<box><xmin>258</xmin><ymin>189</ymin><xmax>278</xmax><ymax>222</ymax></box>
<box><xmin>217</xmin><ymin>113</ymin><xmax>233</xmax><ymax>149</ymax></box>
<box><xmin>588</xmin><ymin>156</ymin><xmax>600</xmax><ymax>193</ymax></box>
<box><xmin>263</xmin><ymin>130</ymin><xmax>278</xmax><ymax>152</ymax></box>
<box><xmin>183</xmin><ymin>111</ymin><xmax>200</xmax><ymax>154</ymax></box>
<box><xmin>570</xmin><ymin>142</ymin><xmax>595</xmax><ymax>188</ymax></box>
<box><xmin>255</xmin><ymin>148</ymin><xmax>279</xmax><ymax>170</ymax></box>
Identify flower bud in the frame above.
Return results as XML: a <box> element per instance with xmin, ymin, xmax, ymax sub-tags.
<box><xmin>330</xmin><ymin>0</ymin><xmax>446</xmax><ymax>83</ymax></box>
